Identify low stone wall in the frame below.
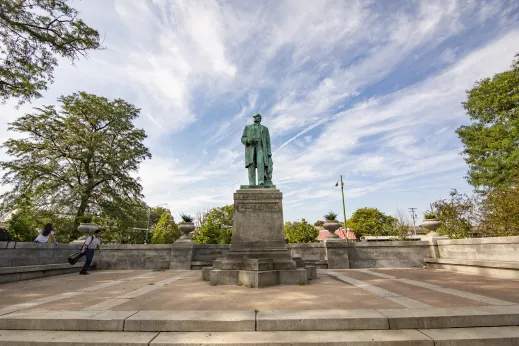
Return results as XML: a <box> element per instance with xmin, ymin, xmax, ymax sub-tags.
<box><xmin>0</xmin><ymin>241</ymin><xmax>431</xmax><ymax>272</ymax></box>
<box><xmin>287</xmin><ymin>243</ymin><xmax>327</xmax><ymax>268</ymax></box>
<box><xmin>425</xmin><ymin>236</ymin><xmax>519</xmax><ymax>279</ymax></box>
<box><xmin>95</xmin><ymin>244</ymin><xmax>172</xmax><ymax>270</ymax></box>
<box><xmin>435</xmin><ymin>236</ymin><xmax>519</xmax><ymax>261</ymax></box>
<box><xmin>0</xmin><ymin>242</ymin><xmax>171</xmax><ymax>271</ymax></box>
<box><xmin>347</xmin><ymin>241</ymin><xmax>432</xmax><ymax>268</ymax></box>
<box><xmin>3</xmin><ymin>238</ymin><xmax>518</xmax><ymax>279</ymax></box>
<box><xmin>0</xmin><ymin>242</ymin><xmax>82</xmax><ymax>267</ymax></box>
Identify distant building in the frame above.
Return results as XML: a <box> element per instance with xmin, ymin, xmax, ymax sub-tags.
<box><xmin>316</xmin><ymin>227</ymin><xmax>356</xmax><ymax>242</ymax></box>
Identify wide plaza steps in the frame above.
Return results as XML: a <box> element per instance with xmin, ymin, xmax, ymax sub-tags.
<box><xmin>1</xmin><ymin>327</ymin><xmax>519</xmax><ymax>345</ymax></box>
<box><xmin>1</xmin><ymin>307</ymin><xmax>519</xmax><ymax>345</ymax></box>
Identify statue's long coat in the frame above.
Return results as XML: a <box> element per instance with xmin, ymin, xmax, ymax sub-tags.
<box><xmin>241</xmin><ymin>124</ymin><xmax>272</xmax><ymax>169</ymax></box>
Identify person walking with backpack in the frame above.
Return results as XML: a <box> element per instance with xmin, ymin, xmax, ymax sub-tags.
<box><xmin>79</xmin><ymin>229</ymin><xmax>101</xmax><ymax>275</ymax></box>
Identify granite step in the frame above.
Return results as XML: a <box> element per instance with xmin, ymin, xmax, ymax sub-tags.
<box><xmin>1</xmin><ymin>327</ymin><xmax>519</xmax><ymax>345</ymax></box>
<box><xmin>0</xmin><ymin>306</ymin><xmax>519</xmax><ymax>332</ymax></box>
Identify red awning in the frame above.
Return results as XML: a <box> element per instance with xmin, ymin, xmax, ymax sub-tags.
<box><xmin>316</xmin><ymin>228</ymin><xmax>356</xmax><ymax>241</ymax></box>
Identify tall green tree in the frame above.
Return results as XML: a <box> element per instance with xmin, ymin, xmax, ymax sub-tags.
<box><xmin>456</xmin><ymin>53</ymin><xmax>519</xmax><ymax>191</ymax></box>
<box><xmin>0</xmin><ymin>0</ymin><xmax>102</xmax><ymax>103</ymax></box>
<box><xmin>151</xmin><ymin>210</ymin><xmax>181</xmax><ymax>244</ymax></box>
<box><xmin>194</xmin><ymin>205</ymin><xmax>233</xmax><ymax>244</ymax></box>
<box><xmin>7</xmin><ymin>206</ymin><xmax>76</xmax><ymax>242</ymax></box>
<box><xmin>431</xmin><ymin>190</ymin><xmax>479</xmax><ymax>239</ymax></box>
<box><xmin>284</xmin><ymin>219</ymin><xmax>318</xmax><ymax>243</ymax></box>
<box><xmin>0</xmin><ymin>92</ymin><xmax>151</xmax><ymax>228</ymax></box>
<box><xmin>349</xmin><ymin>207</ymin><xmax>393</xmax><ymax>237</ymax></box>
<box><xmin>479</xmin><ymin>183</ymin><xmax>519</xmax><ymax>237</ymax></box>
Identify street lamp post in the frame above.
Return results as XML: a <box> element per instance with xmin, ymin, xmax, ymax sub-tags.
<box><xmin>145</xmin><ymin>203</ymin><xmax>168</xmax><ymax>244</ymax></box>
<box><xmin>336</xmin><ymin>175</ymin><xmax>348</xmax><ymax>242</ymax></box>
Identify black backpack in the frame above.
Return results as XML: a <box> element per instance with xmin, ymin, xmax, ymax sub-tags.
<box><xmin>68</xmin><ymin>235</ymin><xmax>94</xmax><ymax>265</ymax></box>
<box><xmin>0</xmin><ymin>228</ymin><xmax>11</xmax><ymax>241</ymax></box>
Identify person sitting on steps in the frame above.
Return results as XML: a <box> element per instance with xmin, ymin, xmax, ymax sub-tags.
<box><xmin>79</xmin><ymin>229</ymin><xmax>101</xmax><ymax>275</ymax></box>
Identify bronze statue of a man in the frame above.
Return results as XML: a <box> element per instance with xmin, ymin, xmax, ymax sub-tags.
<box><xmin>241</xmin><ymin>113</ymin><xmax>273</xmax><ymax>186</ymax></box>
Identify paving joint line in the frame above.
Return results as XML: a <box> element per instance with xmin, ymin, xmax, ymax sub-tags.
<box><xmin>359</xmin><ymin>269</ymin><xmax>516</xmax><ymax>306</ymax></box>
<box><xmin>415</xmin><ymin>328</ymin><xmax>435</xmax><ymax>343</ymax></box>
<box><xmin>0</xmin><ymin>270</ymin><xmax>164</xmax><ymax>315</ymax></box>
<box><xmin>122</xmin><ymin>310</ymin><xmax>140</xmax><ymax>331</ymax></box>
<box><xmin>82</xmin><ymin>271</ymin><xmax>196</xmax><ymax>310</ymax></box>
<box><xmin>147</xmin><ymin>331</ymin><xmax>161</xmax><ymax>345</ymax></box>
<box><xmin>327</xmin><ymin>271</ymin><xmax>432</xmax><ymax>308</ymax></box>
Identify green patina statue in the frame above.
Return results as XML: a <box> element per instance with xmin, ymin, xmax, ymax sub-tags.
<box><xmin>241</xmin><ymin>113</ymin><xmax>274</xmax><ymax>187</ymax></box>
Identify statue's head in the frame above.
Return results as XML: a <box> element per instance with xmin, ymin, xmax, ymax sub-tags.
<box><xmin>253</xmin><ymin>113</ymin><xmax>262</xmax><ymax>123</ymax></box>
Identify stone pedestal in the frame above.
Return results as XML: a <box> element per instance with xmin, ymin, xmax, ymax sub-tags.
<box><xmin>204</xmin><ymin>188</ymin><xmax>311</xmax><ymax>287</ymax></box>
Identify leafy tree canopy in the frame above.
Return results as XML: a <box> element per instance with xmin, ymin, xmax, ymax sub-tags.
<box><xmin>194</xmin><ymin>205</ymin><xmax>233</xmax><ymax>244</ymax></box>
<box><xmin>456</xmin><ymin>54</ymin><xmax>519</xmax><ymax>190</ymax></box>
<box><xmin>479</xmin><ymin>183</ymin><xmax>519</xmax><ymax>237</ymax></box>
<box><xmin>431</xmin><ymin>190</ymin><xmax>479</xmax><ymax>239</ymax></box>
<box><xmin>0</xmin><ymin>92</ymin><xmax>151</xmax><ymax>236</ymax></box>
<box><xmin>0</xmin><ymin>0</ymin><xmax>102</xmax><ymax>103</ymax></box>
<box><xmin>151</xmin><ymin>210</ymin><xmax>181</xmax><ymax>244</ymax></box>
<box><xmin>348</xmin><ymin>207</ymin><xmax>393</xmax><ymax>237</ymax></box>
<box><xmin>284</xmin><ymin>219</ymin><xmax>318</xmax><ymax>243</ymax></box>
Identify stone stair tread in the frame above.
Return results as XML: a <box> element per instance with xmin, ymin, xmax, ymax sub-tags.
<box><xmin>1</xmin><ymin>327</ymin><xmax>519</xmax><ymax>345</ymax></box>
<box><xmin>0</xmin><ymin>330</ymin><xmax>158</xmax><ymax>345</ymax></box>
<box><xmin>420</xmin><ymin>326</ymin><xmax>519</xmax><ymax>342</ymax></box>
<box><xmin>257</xmin><ymin>309</ymin><xmax>388</xmax><ymax>330</ymax></box>
<box><xmin>125</xmin><ymin>310</ymin><xmax>255</xmax><ymax>332</ymax></box>
<box><xmin>1</xmin><ymin>307</ymin><xmax>519</xmax><ymax>332</ymax></box>
<box><xmin>0</xmin><ymin>310</ymin><xmax>137</xmax><ymax>331</ymax></box>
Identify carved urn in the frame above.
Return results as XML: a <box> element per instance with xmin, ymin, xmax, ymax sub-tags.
<box><xmin>70</xmin><ymin>222</ymin><xmax>99</xmax><ymax>244</ymax></box>
<box><xmin>77</xmin><ymin>223</ymin><xmax>99</xmax><ymax>235</ymax></box>
<box><xmin>177</xmin><ymin>222</ymin><xmax>195</xmax><ymax>242</ymax></box>
<box><xmin>423</xmin><ymin>219</ymin><xmax>441</xmax><ymax>232</ymax></box>
<box><xmin>323</xmin><ymin>220</ymin><xmax>341</xmax><ymax>239</ymax></box>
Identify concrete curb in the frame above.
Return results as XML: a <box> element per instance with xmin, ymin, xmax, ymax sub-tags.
<box><xmin>378</xmin><ymin>305</ymin><xmax>519</xmax><ymax>329</ymax></box>
<box><xmin>0</xmin><ymin>310</ymin><xmax>137</xmax><ymax>331</ymax></box>
<box><xmin>1</xmin><ymin>327</ymin><xmax>519</xmax><ymax>345</ymax></box>
<box><xmin>257</xmin><ymin>309</ymin><xmax>388</xmax><ymax>331</ymax></box>
<box><xmin>151</xmin><ymin>330</ymin><xmax>432</xmax><ymax>345</ymax></box>
<box><xmin>0</xmin><ymin>306</ymin><xmax>518</xmax><ymax>332</ymax></box>
<box><xmin>124</xmin><ymin>310</ymin><xmax>255</xmax><ymax>332</ymax></box>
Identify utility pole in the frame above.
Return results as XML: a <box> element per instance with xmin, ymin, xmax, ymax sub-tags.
<box><xmin>336</xmin><ymin>175</ymin><xmax>348</xmax><ymax>242</ymax></box>
<box><xmin>145</xmin><ymin>207</ymin><xmax>151</xmax><ymax>244</ymax></box>
<box><xmin>408</xmin><ymin>207</ymin><xmax>417</xmax><ymax>236</ymax></box>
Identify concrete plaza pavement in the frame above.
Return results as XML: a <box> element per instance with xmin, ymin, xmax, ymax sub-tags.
<box><xmin>1</xmin><ymin>268</ymin><xmax>519</xmax><ymax>345</ymax></box>
<box><xmin>1</xmin><ymin>268</ymin><xmax>519</xmax><ymax>312</ymax></box>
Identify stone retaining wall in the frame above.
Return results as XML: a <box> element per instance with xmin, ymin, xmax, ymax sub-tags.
<box><xmin>0</xmin><ymin>240</ymin><xmax>431</xmax><ymax>271</ymax></box>
<box><xmin>4</xmin><ymin>237</ymin><xmax>517</xmax><ymax>272</ymax></box>
<box><xmin>434</xmin><ymin>236</ymin><xmax>519</xmax><ymax>261</ymax></box>
<box><xmin>348</xmin><ymin>241</ymin><xmax>432</xmax><ymax>268</ymax></box>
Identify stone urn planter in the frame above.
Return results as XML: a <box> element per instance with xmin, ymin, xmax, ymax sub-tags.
<box><xmin>177</xmin><ymin>222</ymin><xmax>195</xmax><ymax>243</ymax></box>
<box><xmin>78</xmin><ymin>223</ymin><xmax>99</xmax><ymax>234</ymax></box>
<box><xmin>323</xmin><ymin>220</ymin><xmax>341</xmax><ymax>239</ymax></box>
<box><xmin>71</xmin><ymin>222</ymin><xmax>99</xmax><ymax>244</ymax></box>
<box><xmin>423</xmin><ymin>219</ymin><xmax>441</xmax><ymax>232</ymax></box>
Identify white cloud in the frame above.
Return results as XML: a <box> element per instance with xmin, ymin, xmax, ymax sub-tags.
<box><xmin>1</xmin><ymin>0</ymin><xmax>518</xmax><ymax>223</ymax></box>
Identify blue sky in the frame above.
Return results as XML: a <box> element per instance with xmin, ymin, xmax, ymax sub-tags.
<box><xmin>1</xmin><ymin>0</ymin><xmax>519</xmax><ymax>224</ymax></box>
